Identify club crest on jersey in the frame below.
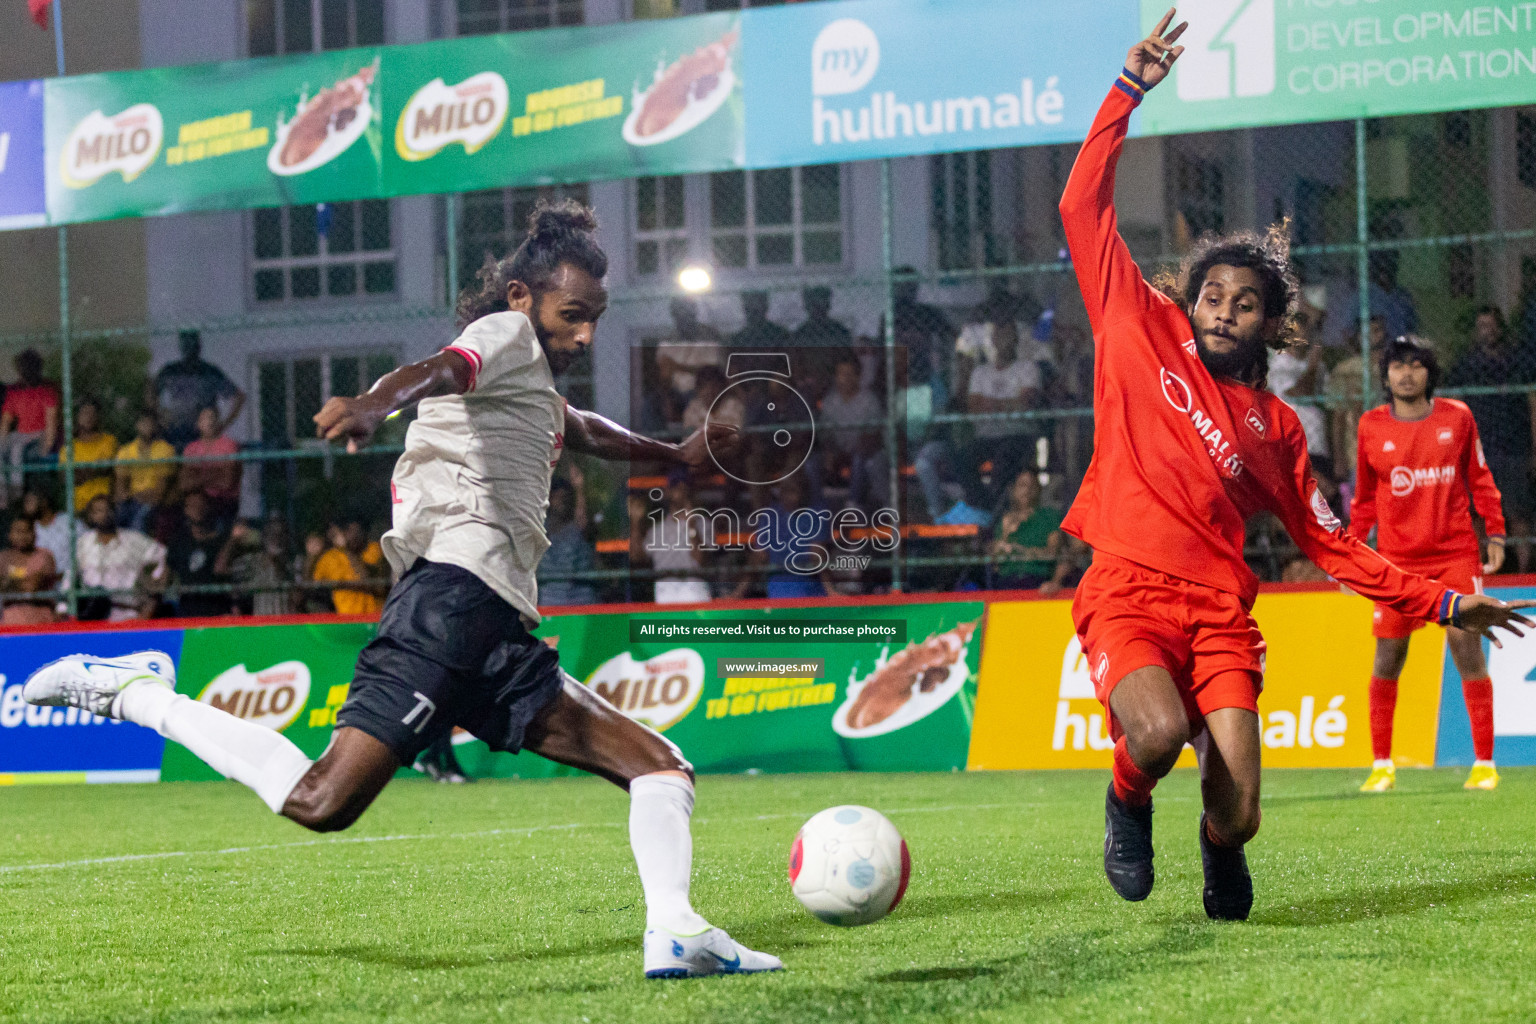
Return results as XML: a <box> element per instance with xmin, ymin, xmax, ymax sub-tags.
<box><xmin>1438</xmin><ymin>428</ymin><xmax>1454</xmax><ymax>444</ymax></box>
<box><xmin>1390</xmin><ymin>464</ymin><xmax>1456</xmax><ymax>497</ymax></box>
<box><xmin>1310</xmin><ymin>487</ymin><xmax>1342</xmax><ymax>532</ymax></box>
<box><xmin>1245</xmin><ymin>409</ymin><xmax>1265</xmax><ymax>437</ymax></box>
<box><xmin>1383</xmin><ymin>440</ymin><xmax>1396</xmax><ymax>452</ymax></box>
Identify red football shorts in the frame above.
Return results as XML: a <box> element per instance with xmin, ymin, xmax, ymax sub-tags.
<box><xmin>1373</xmin><ymin>560</ymin><xmax>1480</xmax><ymax>639</ymax></box>
<box><xmin>1071</xmin><ymin>551</ymin><xmax>1266</xmax><ymax>736</ymax></box>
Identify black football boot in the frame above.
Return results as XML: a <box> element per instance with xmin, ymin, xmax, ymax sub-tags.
<box><xmin>1103</xmin><ymin>782</ymin><xmax>1155</xmax><ymax>901</ymax></box>
<box><xmin>1199</xmin><ymin>811</ymin><xmax>1254</xmax><ymax>921</ymax></box>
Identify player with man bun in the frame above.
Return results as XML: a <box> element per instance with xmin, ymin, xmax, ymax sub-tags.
<box><xmin>23</xmin><ymin>199</ymin><xmax>781</xmax><ymax>980</ymax></box>
<box><xmin>1352</xmin><ymin>336</ymin><xmax>1507</xmax><ymax>792</ymax></box>
<box><xmin>1059</xmin><ymin>8</ymin><xmax>1533</xmax><ymax>920</ymax></box>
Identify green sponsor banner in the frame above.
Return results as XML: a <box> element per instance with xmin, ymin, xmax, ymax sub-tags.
<box><xmin>41</xmin><ymin>14</ymin><xmax>741</xmax><ymax>226</ymax></box>
<box><xmin>1138</xmin><ymin>0</ymin><xmax>1536</xmax><ymax>135</ymax></box>
<box><xmin>159</xmin><ymin>621</ymin><xmax>376</xmax><ymax>781</ymax></box>
<box><xmin>157</xmin><ymin>600</ymin><xmax>982</xmax><ymax>781</ymax></box>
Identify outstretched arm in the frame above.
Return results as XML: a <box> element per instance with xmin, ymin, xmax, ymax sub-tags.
<box><xmin>313</xmin><ymin>351</ymin><xmax>472</xmax><ymax>453</ymax></box>
<box><xmin>1058</xmin><ymin>9</ymin><xmax>1186</xmax><ymax>338</ymax></box>
<box><xmin>565</xmin><ymin>404</ymin><xmax>739</xmax><ymax>468</ymax></box>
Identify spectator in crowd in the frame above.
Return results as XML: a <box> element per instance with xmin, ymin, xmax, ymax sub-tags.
<box><xmin>67</xmin><ymin>398</ymin><xmax>119</xmax><ymax>513</ymax></box>
<box><xmin>1324</xmin><ymin>251</ymin><xmax>1419</xmax><ymax>350</ymax></box>
<box><xmin>538</xmin><ymin>466</ymin><xmax>598</xmax><ymax>607</ymax></box>
<box><xmin>75</xmin><ymin>494</ymin><xmax>166</xmax><ymax>621</ymax></box>
<box><xmin>1447</xmin><ymin>305</ymin><xmax>1536</xmax><ymax>572</ymax></box>
<box><xmin>933</xmin><ymin>475</ymin><xmax>992</xmax><ymax>529</ymax></box>
<box><xmin>965</xmin><ymin>312</ymin><xmax>1041</xmax><ymax>498</ymax></box>
<box><xmin>681</xmin><ymin>365</ymin><xmax>745</xmax><ymax>433</ymax></box>
<box><xmin>1326</xmin><ymin>314</ymin><xmax>1388</xmax><ymax>479</ymax></box>
<box><xmin>0</xmin><ymin>517</ymin><xmax>57</xmax><ymax>625</ymax></box>
<box><xmin>115</xmin><ymin>410</ymin><xmax>178</xmax><ymax>533</ymax></box>
<box><xmin>1268</xmin><ymin>339</ymin><xmax>1332</xmax><ymax>485</ymax></box>
<box><xmin>990</xmin><ymin>469</ymin><xmax>1068</xmax><ymax>592</ymax></box>
<box><xmin>310</xmin><ymin>517</ymin><xmax>387</xmax><ymax>616</ymax></box>
<box><xmin>0</xmin><ymin>350</ymin><xmax>60</xmax><ymax>506</ymax></box>
<box><xmin>891</xmin><ymin>268</ymin><xmax>954</xmax><ymax>407</ymax></box>
<box><xmin>654</xmin><ymin>298</ymin><xmax>724</xmax><ymax>423</ymax></box>
<box><xmin>751</xmin><ymin>471</ymin><xmax>831</xmax><ymax>599</ymax></box>
<box><xmin>166</xmin><ymin>491</ymin><xmax>231</xmax><ymax>618</ymax></box>
<box><xmin>215</xmin><ymin>516</ymin><xmax>296</xmax><ymax>616</ymax></box>
<box><xmin>792</xmin><ymin>286</ymin><xmax>854</xmax><ymax>403</ymax></box>
<box><xmin>731</xmin><ymin>291</ymin><xmax>791</xmax><ymax>350</ymax></box>
<box><xmin>22</xmin><ymin>489</ymin><xmax>72</xmax><ymax>592</ymax></box>
<box><xmin>633</xmin><ymin>469</ymin><xmax>714</xmax><ymax>604</ymax></box>
<box><xmin>152</xmin><ymin>329</ymin><xmax>245</xmax><ymax>450</ymax></box>
<box><xmin>180</xmin><ymin>405</ymin><xmax>242</xmax><ymax>524</ymax></box>
<box><xmin>297</xmin><ymin>531</ymin><xmax>334</xmax><ymax>614</ymax></box>
<box><xmin>818</xmin><ymin>354</ymin><xmax>887</xmax><ymax>507</ymax></box>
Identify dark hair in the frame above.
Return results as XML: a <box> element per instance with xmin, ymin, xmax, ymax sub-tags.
<box><xmin>454</xmin><ymin>198</ymin><xmax>607</xmax><ymax>329</ymax></box>
<box><xmin>1380</xmin><ymin>336</ymin><xmax>1441</xmax><ymax>399</ymax></box>
<box><xmin>14</xmin><ymin>349</ymin><xmax>42</xmax><ymax>378</ymax></box>
<box><xmin>1474</xmin><ymin>304</ymin><xmax>1506</xmax><ymax>334</ymax></box>
<box><xmin>1157</xmin><ymin>223</ymin><xmax>1301</xmax><ymax>347</ymax></box>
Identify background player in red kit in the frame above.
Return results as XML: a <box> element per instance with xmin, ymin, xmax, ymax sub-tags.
<box><xmin>1060</xmin><ymin>9</ymin><xmax>1534</xmax><ymax>921</ymax></box>
<box><xmin>1351</xmin><ymin>337</ymin><xmax>1506</xmax><ymax>792</ymax></box>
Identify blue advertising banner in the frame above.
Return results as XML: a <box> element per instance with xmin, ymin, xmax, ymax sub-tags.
<box><xmin>0</xmin><ymin>630</ymin><xmax>180</xmax><ymax>781</ymax></box>
<box><xmin>0</xmin><ymin>79</ymin><xmax>47</xmax><ymax>231</ymax></box>
<box><xmin>1437</xmin><ymin>584</ymin><xmax>1536</xmax><ymax>766</ymax></box>
<box><xmin>741</xmin><ymin>0</ymin><xmax>1137</xmax><ymax>167</ymax></box>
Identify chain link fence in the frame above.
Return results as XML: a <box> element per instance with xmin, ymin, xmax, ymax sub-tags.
<box><xmin>3</xmin><ymin>103</ymin><xmax>1535</xmax><ymax>620</ymax></box>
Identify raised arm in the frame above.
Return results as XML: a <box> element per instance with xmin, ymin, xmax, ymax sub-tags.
<box><xmin>1059</xmin><ymin>9</ymin><xmax>1186</xmax><ymax>337</ymax></box>
<box><xmin>313</xmin><ymin>351</ymin><xmax>472</xmax><ymax>453</ymax></box>
<box><xmin>565</xmin><ymin>403</ymin><xmax>739</xmax><ymax>468</ymax></box>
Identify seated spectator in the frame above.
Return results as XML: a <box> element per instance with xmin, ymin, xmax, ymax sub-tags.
<box><xmin>990</xmin><ymin>470</ymin><xmax>1067</xmax><ymax>591</ymax></box>
<box><xmin>818</xmin><ymin>355</ymin><xmax>887</xmax><ymax>508</ymax></box>
<box><xmin>297</xmin><ymin>531</ymin><xmax>334</xmax><ymax>614</ymax></box>
<box><xmin>633</xmin><ymin>470</ymin><xmax>713</xmax><ymax>604</ymax></box>
<box><xmin>682</xmin><ymin>365</ymin><xmax>745</xmax><ymax>433</ymax></box>
<box><xmin>933</xmin><ymin>476</ymin><xmax>992</xmax><ymax>529</ymax></box>
<box><xmin>68</xmin><ymin>398</ymin><xmax>119</xmax><ymax>513</ymax></box>
<box><xmin>0</xmin><ymin>517</ymin><xmax>57</xmax><ymax>625</ymax></box>
<box><xmin>152</xmin><ymin>329</ymin><xmax>245</xmax><ymax>451</ymax></box>
<box><xmin>115</xmin><ymin>410</ymin><xmax>178</xmax><ymax>533</ymax></box>
<box><xmin>890</xmin><ymin>269</ymin><xmax>953</xmax><ymax>408</ymax></box>
<box><xmin>216</xmin><ymin>516</ymin><xmax>296</xmax><ymax>616</ymax></box>
<box><xmin>792</xmin><ymin>286</ymin><xmax>854</xmax><ymax>404</ymax></box>
<box><xmin>965</xmin><ymin>315</ymin><xmax>1041</xmax><ymax>497</ymax></box>
<box><xmin>75</xmin><ymin>495</ymin><xmax>166</xmax><ymax>621</ymax></box>
<box><xmin>730</xmin><ymin>290</ymin><xmax>791</xmax><ymax>350</ymax></box>
<box><xmin>538</xmin><ymin>467</ymin><xmax>598</xmax><ymax>607</ymax></box>
<box><xmin>654</xmin><ymin>298</ymin><xmax>724</xmax><ymax>422</ymax></box>
<box><xmin>0</xmin><ymin>350</ymin><xmax>60</xmax><ymax>506</ymax></box>
<box><xmin>180</xmin><ymin>406</ymin><xmax>242</xmax><ymax>524</ymax></box>
<box><xmin>311</xmin><ymin>518</ymin><xmax>387</xmax><ymax>616</ymax></box>
<box><xmin>751</xmin><ymin>471</ymin><xmax>831</xmax><ymax>599</ymax></box>
<box><xmin>166</xmin><ymin>491</ymin><xmax>231</xmax><ymax>618</ymax></box>
<box><xmin>1267</xmin><ymin>340</ymin><xmax>1331</xmax><ymax>484</ymax></box>
<box><xmin>22</xmin><ymin>489</ymin><xmax>72</xmax><ymax>592</ymax></box>
<box><xmin>1326</xmin><ymin>314</ymin><xmax>1387</xmax><ymax>470</ymax></box>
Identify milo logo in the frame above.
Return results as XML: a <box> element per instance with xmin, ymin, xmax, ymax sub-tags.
<box><xmin>61</xmin><ymin>104</ymin><xmax>163</xmax><ymax>187</ymax></box>
<box><xmin>586</xmin><ymin>649</ymin><xmax>704</xmax><ymax>732</ymax></box>
<box><xmin>394</xmin><ymin>72</ymin><xmax>508</xmax><ymax>161</ymax></box>
<box><xmin>196</xmin><ymin>660</ymin><xmax>311</xmax><ymax>732</ymax></box>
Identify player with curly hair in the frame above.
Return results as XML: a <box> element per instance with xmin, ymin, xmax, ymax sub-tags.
<box><xmin>22</xmin><ymin>199</ymin><xmax>782</xmax><ymax>979</ymax></box>
<box><xmin>1060</xmin><ymin>8</ymin><xmax>1533</xmax><ymax>920</ymax></box>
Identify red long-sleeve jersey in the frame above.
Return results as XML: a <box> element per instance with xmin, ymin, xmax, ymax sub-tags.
<box><xmin>1349</xmin><ymin>399</ymin><xmax>1504</xmax><ymax>567</ymax></box>
<box><xmin>1058</xmin><ymin>80</ymin><xmax>1448</xmax><ymax>622</ymax></box>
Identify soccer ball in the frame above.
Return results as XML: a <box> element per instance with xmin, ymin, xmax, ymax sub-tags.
<box><xmin>788</xmin><ymin>805</ymin><xmax>911</xmax><ymax>926</ymax></box>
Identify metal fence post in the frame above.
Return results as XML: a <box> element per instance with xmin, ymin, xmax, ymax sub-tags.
<box><xmin>1355</xmin><ymin>117</ymin><xmax>1373</xmax><ymax>410</ymax></box>
<box><xmin>445</xmin><ymin>191</ymin><xmax>460</xmax><ymax>307</ymax></box>
<box><xmin>880</xmin><ymin>158</ymin><xmax>903</xmax><ymax>593</ymax></box>
<box><xmin>53</xmin><ymin>0</ymin><xmax>78</xmax><ymax>619</ymax></box>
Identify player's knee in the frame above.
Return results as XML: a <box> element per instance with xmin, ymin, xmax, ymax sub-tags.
<box><xmin>1128</xmin><ymin>713</ymin><xmax>1189</xmax><ymax>774</ymax></box>
<box><xmin>282</xmin><ymin>781</ymin><xmax>361</xmax><ymax>833</ymax></box>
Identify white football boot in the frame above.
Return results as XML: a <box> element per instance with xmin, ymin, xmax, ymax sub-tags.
<box><xmin>23</xmin><ymin>650</ymin><xmax>176</xmax><ymax>719</ymax></box>
<box><xmin>643</xmin><ymin>926</ymin><xmax>783</xmax><ymax>979</ymax></box>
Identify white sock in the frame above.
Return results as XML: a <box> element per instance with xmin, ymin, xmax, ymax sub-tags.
<box><xmin>629</xmin><ymin>773</ymin><xmax>710</xmax><ymax>935</ymax></box>
<box><xmin>1373</xmin><ymin>759</ymin><xmax>1394</xmax><ymax>769</ymax></box>
<box><xmin>118</xmin><ymin>680</ymin><xmax>313</xmax><ymax>813</ymax></box>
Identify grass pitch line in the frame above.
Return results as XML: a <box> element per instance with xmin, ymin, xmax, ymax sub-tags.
<box><xmin>0</xmin><ymin>799</ymin><xmax>1052</xmax><ymax>875</ymax></box>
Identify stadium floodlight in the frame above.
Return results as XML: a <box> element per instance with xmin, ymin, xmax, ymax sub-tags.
<box><xmin>677</xmin><ymin>263</ymin><xmax>713</xmax><ymax>294</ymax></box>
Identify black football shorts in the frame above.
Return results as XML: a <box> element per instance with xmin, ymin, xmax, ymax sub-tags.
<box><xmin>335</xmin><ymin>559</ymin><xmax>565</xmax><ymax>765</ymax></box>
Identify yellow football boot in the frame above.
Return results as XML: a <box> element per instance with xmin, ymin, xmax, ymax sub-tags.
<box><xmin>1464</xmin><ymin>762</ymin><xmax>1500</xmax><ymax>790</ymax></box>
<box><xmin>1359</xmin><ymin>762</ymin><xmax>1396</xmax><ymax>792</ymax></box>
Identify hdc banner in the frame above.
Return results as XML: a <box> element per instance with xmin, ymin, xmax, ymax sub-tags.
<box><xmin>0</xmin><ymin>79</ymin><xmax>46</xmax><ymax>230</ymax></box>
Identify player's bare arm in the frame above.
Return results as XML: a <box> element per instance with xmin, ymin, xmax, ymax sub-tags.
<box><xmin>564</xmin><ymin>403</ymin><xmax>741</xmax><ymax>468</ymax></box>
<box><xmin>313</xmin><ymin>351</ymin><xmax>472</xmax><ymax>454</ymax></box>
<box><xmin>1125</xmin><ymin>7</ymin><xmax>1187</xmax><ymax>89</ymax></box>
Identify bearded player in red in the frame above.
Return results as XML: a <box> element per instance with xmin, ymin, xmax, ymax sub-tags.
<box><xmin>1060</xmin><ymin>9</ymin><xmax>1534</xmax><ymax>921</ymax></box>
<box><xmin>1351</xmin><ymin>337</ymin><xmax>1506</xmax><ymax>792</ymax></box>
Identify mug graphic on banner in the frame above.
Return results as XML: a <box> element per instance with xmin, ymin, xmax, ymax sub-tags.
<box><xmin>622</xmin><ymin>29</ymin><xmax>739</xmax><ymax>147</ymax></box>
<box><xmin>833</xmin><ymin>620</ymin><xmax>978</xmax><ymax>738</ymax></box>
<box><xmin>268</xmin><ymin>62</ymin><xmax>378</xmax><ymax>177</ymax></box>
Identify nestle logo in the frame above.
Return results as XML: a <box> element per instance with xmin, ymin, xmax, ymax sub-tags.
<box><xmin>1245</xmin><ymin>409</ymin><xmax>1265</xmax><ymax>437</ymax></box>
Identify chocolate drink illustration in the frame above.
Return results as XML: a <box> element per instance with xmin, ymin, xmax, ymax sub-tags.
<box><xmin>633</xmin><ymin>30</ymin><xmax>738</xmax><ymax>139</ymax></box>
<box><xmin>846</xmin><ymin>620</ymin><xmax>979</xmax><ymax>730</ymax></box>
<box><xmin>279</xmin><ymin>64</ymin><xmax>376</xmax><ymax>168</ymax></box>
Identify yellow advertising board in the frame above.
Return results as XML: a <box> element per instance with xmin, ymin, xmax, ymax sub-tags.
<box><xmin>968</xmin><ymin>590</ymin><xmax>1442</xmax><ymax>771</ymax></box>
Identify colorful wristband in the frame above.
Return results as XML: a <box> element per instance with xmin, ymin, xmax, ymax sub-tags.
<box><xmin>1437</xmin><ymin>591</ymin><xmax>1462</xmax><ymax>628</ymax></box>
<box><xmin>1115</xmin><ymin>67</ymin><xmax>1148</xmax><ymax>102</ymax></box>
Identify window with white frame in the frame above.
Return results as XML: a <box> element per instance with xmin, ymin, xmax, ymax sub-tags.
<box><xmin>456</xmin><ymin>184</ymin><xmax>590</xmax><ymax>292</ymax></box>
<box><xmin>257</xmin><ymin>349</ymin><xmax>399</xmax><ymax>445</ymax></box>
<box><xmin>932</xmin><ymin>151</ymin><xmax>1001</xmax><ymax>271</ymax></box>
<box><xmin>456</xmin><ymin>0</ymin><xmax>582</xmax><ymax>34</ymax></box>
<box><xmin>247</xmin><ymin>0</ymin><xmax>384</xmax><ymax>56</ymax></box>
<box><xmin>634</xmin><ymin>175</ymin><xmax>689</xmax><ymax>278</ymax></box>
<box><xmin>252</xmin><ymin>200</ymin><xmax>396</xmax><ymax>302</ymax></box>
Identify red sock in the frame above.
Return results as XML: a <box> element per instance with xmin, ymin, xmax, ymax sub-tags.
<box><xmin>1112</xmin><ymin>736</ymin><xmax>1155</xmax><ymax>807</ymax></box>
<box><xmin>1463</xmin><ymin>677</ymin><xmax>1494</xmax><ymax>761</ymax></box>
<box><xmin>1368</xmin><ymin>676</ymin><xmax>1398</xmax><ymax>762</ymax></box>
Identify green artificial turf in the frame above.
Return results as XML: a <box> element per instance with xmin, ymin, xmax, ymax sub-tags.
<box><xmin>2</xmin><ymin>767</ymin><xmax>1533</xmax><ymax>1023</ymax></box>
